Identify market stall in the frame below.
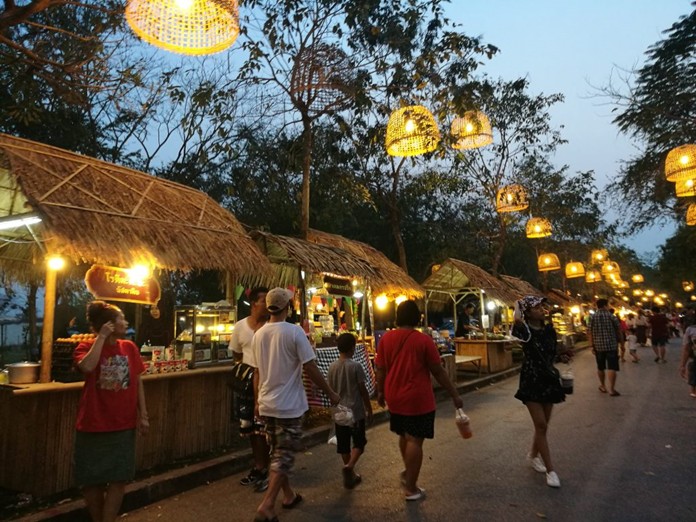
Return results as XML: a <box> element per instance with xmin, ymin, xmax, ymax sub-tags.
<box><xmin>422</xmin><ymin>258</ymin><xmax>519</xmax><ymax>374</ymax></box>
<box><xmin>0</xmin><ymin>134</ymin><xmax>269</xmax><ymax>497</ymax></box>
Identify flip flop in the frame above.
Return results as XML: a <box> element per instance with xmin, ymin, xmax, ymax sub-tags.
<box><xmin>610</xmin><ymin>391</ymin><xmax>621</xmax><ymax>397</ymax></box>
<box><xmin>598</xmin><ymin>386</ymin><xmax>607</xmax><ymax>393</ymax></box>
<box><xmin>405</xmin><ymin>487</ymin><xmax>426</xmax><ymax>501</ymax></box>
<box><xmin>281</xmin><ymin>492</ymin><xmax>303</xmax><ymax>509</ymax></box>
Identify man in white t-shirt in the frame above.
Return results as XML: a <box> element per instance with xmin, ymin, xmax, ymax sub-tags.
<box><xmin>249</xmin><ymin>287</ymin><xmax>340</xmax><ymax>522</ymax></box>
<box><xmin>229</xmin><ymin>287</ymin><xmax>270</xmax><ymax>491</ymax></box>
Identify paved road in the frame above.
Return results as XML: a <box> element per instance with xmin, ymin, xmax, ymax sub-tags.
<box><xmin>122</xmin><ymin>339</ymin><xmax>696</xmax><ymax>522</ymax></box>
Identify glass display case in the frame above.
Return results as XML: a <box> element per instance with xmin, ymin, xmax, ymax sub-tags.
<box><xmin>174</xmin><ymin>304</ymin><xmax>236</xmax><ymax>368</ymax></box>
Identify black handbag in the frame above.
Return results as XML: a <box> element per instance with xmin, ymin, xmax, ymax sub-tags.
<box><xmin>231</xmin><ymin>362</ymin><xmax>255</xmax><ymax>393</ymax></box>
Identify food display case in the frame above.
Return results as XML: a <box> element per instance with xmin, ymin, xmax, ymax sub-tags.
<box><xmin>174</xmin><ymin>305</ymin><xmax>236</xmax><ymax>368</ymax></box>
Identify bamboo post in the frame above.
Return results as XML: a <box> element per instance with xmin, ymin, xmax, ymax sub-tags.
<box><xmin>40</xmin><ymin>265</ymin><xmax>57</xmax><ymax>383</ymax></box>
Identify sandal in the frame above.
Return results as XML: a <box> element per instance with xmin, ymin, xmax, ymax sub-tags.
<box><xmin>610</xmin><ymin>390</ymin><xmax>621</xmax><ymax>397</ymax></box>
<box><xmin>281</xmin><ymin>492</ymin><xmax>303</xmax><ymax>509</ymax></box>
<box><xmin>598</xmin><ymin>386</ymin><xmax>607</xmax><ymax>393</ymax></box>
<box><xmin>404</xmin><ymin>487</ymin><xmax>426</xmax><ymax>501</ymax></box>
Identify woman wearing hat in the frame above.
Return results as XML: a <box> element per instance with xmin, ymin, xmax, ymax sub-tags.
<box><xmin>511</xmin><ymin>296</ymin><xmax>566</xmax><ymax>488</ymax></box>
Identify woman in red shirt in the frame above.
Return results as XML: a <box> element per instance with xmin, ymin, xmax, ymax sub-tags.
<box><xmin>73</xmin><ymin>301</ymin><xmax>149</xmax><ymax>522</ymax></box>
<box><xmin>375</xmin><ymin>300</ymin><xmax>463</xmax><ymax>501</ymax></box>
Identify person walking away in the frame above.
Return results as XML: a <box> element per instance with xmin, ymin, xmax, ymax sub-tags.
<box><xmin>626</xmin><ymin>328</ymin><xmax>641</xmax><ymax>363</ymax></box>
<box><xmin>375</xmin><ymin>300</ymin><xmax>464</xmax><ymax>501</ymax></box>
<box><xmin>249</xmin><ymin>288</ymin><xmax>340</xmax><ymax>522</ymax></box>
<box><xmin>327</xmin><ymin>333</ymin><xmax>373</xmax><ymax>489</ymax></box>
<box><xmin>73</xmin><ymin>301</ymin><xmax>149</xmax><ymax>522</ymax></box>
<box><xmin>635</xmin><ymin>310</ymin><xmax>648</xmax><ymax>346</ymax></box>
<box><xmin>679</xmin><ymin>323</ymin><xmax>696</xmax><ymax>398</ymax></box>
<box><xmin>648</xmin><ymin>306</ymin><xmax>670</xmax><ymax>363</ymax></box>
<box><xmin>229</xmin><ymin>287</ymin><xmax>271</xmax><ymax>491</ymax></box>
<box><xmin>588</xmin><ymin>298</ymin><xmax>622</xmax><ymax>396</ymax></box>
<box><xmin>616</xmin><ymin>311</ymin><xmax>628</xmax><ymax>362</ymax></box>
<box><xmin>511</xmin><ymin>296</ymin><xmax>566</xmax><ymax>488</ymax></box>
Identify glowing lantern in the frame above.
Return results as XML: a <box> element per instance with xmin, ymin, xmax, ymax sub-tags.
<box><xmin>125</xmin><ymin>0</ymin><xmax>240</xmax><ymax>56</ymax></box>
<box><xmin>585</xmin><ymin>270</ymin><xmax>601</xmax><ymax>283</ymax></box>
<box><xmin>565</xmin><ymin>262</ymin><xmax>585</xmax><ymax>279</ymax></box>
<box><xmin>537</xmin><ymin>253</ymin><xmax>560</xmax><ymax>272</ymax></box>
<box><xmin>601</xmin><ymin>261</ymin><xmax>620</xmax><ymax>276</ymax></box>
<box><xmin>374</xmin><ymin>294</ymin><xmax>389</xmax><ymax>310</ymax></box>
<box><xmin>687</xmin><ymin>204</ymin><xmax>696</xmax><ymax>226</ymax></box>
<box><xmin>496</xmin><ymin>184</ymin><xmax>529</xmax><ymax>213</ymax></box>
<box><xmin>645</xmin><ymin>289</ymin><xmax>655</xmax><ymax>297</ymax></box>
<box><xmin>683</xmin><ymin>281</ymin><xmax>694</xmax><ymax>292</ymax></box>
<box><xmin>525</xmin><ymin>217</ymin><xmax>552</xmax><ymax>238</ymax></box>
<box><xmin>631</xmin><ymin>274</ymin><xmax>644</xmax><ymax>283</ymax></box>
<box><xmin>590</xmin><ymin>249</ymin><xmax>608</xmax><ymax>265</ymax></box>
<box><xmin>665</xmin><ymin>144</ymin><xmax>696</xmax><ymax>182</ymax></box>
<box><xmin>675</xmin><ymin>179</ymin><xmax>696</xmax><ymax>197</ymax></box>
<box><xmin>450</xmin><ymin>110</ymin><xmax>493</xmax><ymax>150</ymax></box>
<box><xmin>385</xmin><ymin>105</ymin><xmax>440</xmax><ymax>157</ymax></box>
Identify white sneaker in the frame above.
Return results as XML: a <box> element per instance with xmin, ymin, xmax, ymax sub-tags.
<box><xmin>546</xmin><ymin>471</ymin><xmax>561</xmax><ymax>488</ymax></box>
<box><xmin>527</xmin><ymin>453</ymin><xmax>547</xmax><ymax>473</ymax></box>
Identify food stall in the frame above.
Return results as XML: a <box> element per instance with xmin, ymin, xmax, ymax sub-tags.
<box><xmin>422</xmin><ymin>258</ymin><xmax>519</xmax><ymax>374</ymax></box>
<box><xmin>0</xmin><ymin>134</ymin><xmax>269</xmax><ymax>497</ymax></box>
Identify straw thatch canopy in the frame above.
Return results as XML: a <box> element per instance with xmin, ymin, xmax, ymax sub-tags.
<box><xmin>500</xmin><ymin>275</ymin><xmax>544</xmax><ymax>300</ymax></box>
<box><xmin>422</xmin><ymin>258</ymin><xmax>518</xmax><ymax>309</ymax></box>
<box><xmin>244</xmin><ymin>230</ymin><xmax>378</xmax><ymax>289</ymax></box>
<box><xmin>307</xmin><ymin>229</ymin><xmax>424</xmax><ymax>298</ymax></box>
<box><xmin>0</xmin><ymin>134</ymin><xmax>269</xmax><ymax>277</ymax></box>
<box><xmin>546</xmin><ymin>288</ymin><xmax>572</xmax><ymax>308</ymax></box>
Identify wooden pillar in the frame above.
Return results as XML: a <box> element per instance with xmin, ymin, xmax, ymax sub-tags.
<box><xmin>40</xmin><ymin>266</ymin><xmax>57</xmax><ymax>383</ymax></box>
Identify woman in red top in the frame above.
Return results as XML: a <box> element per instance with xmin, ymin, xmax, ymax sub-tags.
<box><xmin>375</xmin><ymin>300</ymin><xmax>463</xmax><ymax>501</ymax></box>
<box><xmin>73</xmin><ymin>301</ymin><xmax>149</xmax><ymax>522</ymax></box>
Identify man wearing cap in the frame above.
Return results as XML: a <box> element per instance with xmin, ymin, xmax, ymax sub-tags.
<box><xmin>588</xmin><ymin>298</ymin><xmax>622</xmax><ymax>396</ymax></box>
<box><xmin>249</xmin><ymin>287</ymin><xmax>340</xmax><ymax>522</ymax></box>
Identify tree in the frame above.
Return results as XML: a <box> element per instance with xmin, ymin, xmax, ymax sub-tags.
<box><xmin>604</xmin><ymin>5</ymin><xmax>696</xmax><ymax>229</ymax></box>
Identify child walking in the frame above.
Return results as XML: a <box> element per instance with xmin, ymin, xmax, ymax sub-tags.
<box><xmin>327</xmin><ymin>333</ymin><xmax>373</xmax><ymax>489</ymax></box>
<box><xmin>626</xmin><ymin>328</ymin><xmax>640</xmax><ymax>363</ymax></box>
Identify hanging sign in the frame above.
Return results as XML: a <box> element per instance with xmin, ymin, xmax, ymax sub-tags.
<box><xmin>85</xmin><ymin>265</ymin><xmax>161</xmax><ymax>305</ymax></box>
<box><xmin>323</xmin><ymin>275</ymin><xmax>353</xmax><ymax>297</ymax></box>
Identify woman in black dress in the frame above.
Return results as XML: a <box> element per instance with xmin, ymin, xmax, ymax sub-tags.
<box><xmin>512</xmin><ymin>296</ymin><xmax>565</xmax><ymax>488</ymax></box>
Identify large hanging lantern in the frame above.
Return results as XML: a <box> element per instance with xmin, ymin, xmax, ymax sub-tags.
<box><xmin>525</xmin><ymin>217</ymin><xmax>552</xmax><ymax>238</ymax></box>
<box><xmin>125</xmin><ymin>0</ymin><xmax>240</xmax><ymax>56</ymax></box>
<box><xmin>565</xmin><ymin>262</ymin><xmax>585</xmax><ymax>279</ymax></box>
<box><xmin>665</xmin><ymin>144</ymin><xmax>696</xmax><ymax>182</ymax></box>
<box><xmin>683</xmin><ymin>281</ymin><xmax>694</xmax><ymax>292</ymax></box>
<box><xmin>450</xmin><ymin>110</ymin><xmax>493</xmax><ymax>150</ymax></box>
<box><xmin>687</xmin><ymin>204</ymin><xmax>696</xmax><ymax>226</ymax></box>
<box><xmin>496</xmin><ymin>184</ymin><xmax>529</xmax><ymax>213</ymax></box>
<box><xmin>601</xmin><ymin>261</ymin><xmax>620</xmax><ymax>276</ymax></box>
<box><xmin>675</xmin><ymin>179</ymin><xmax>696</xmax><ymax>197</ymax></box>
<box><xmin>590</xmin><ymin>249</ymin><xmax>608</xmax><ymax>265</ymax></box>
<box><xmin>585</xmin><ymin>270</ymin><xmax>601</xmax><ymax>283</ymax></box>
<box><xmin>537</xmin><ymin>253</ymin><xmax>560</xmax><ymax>272</ymax></box>
<box><xmin>385</xmin><ymin>105</ymin><xmax>440</xmax><ymax>157</ymax></box>
<box><xmin>631</xmin><ymin>274</ymin><xmax>644</xmax><ymax>283</ymax></box>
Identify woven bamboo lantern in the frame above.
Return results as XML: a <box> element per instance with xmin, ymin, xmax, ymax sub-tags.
<box><xmin>645</xmin><ymin>289</ymin><xmax>655</xmax><ymax>297</ymax></box>
<box><xmin>683</xmin><ymin>281</ymin><xmax>694</xmax><ymax>292</ymax></box>
<box><xmin>619</xmin><ymin>280</ymin><xmax>630</xmax><ymax>289</ymax></box>
<box><xmin>687</xmin><ymin>204</ymin><xmax>696</xmax><ymax>226</ymax></box>
<box><xmin>525</xmin><ymin>217</ymin><xmax>552</xmax><ymax>238</ymax></box>
<box><xmin>601</xmin><ymin>261</ymin><xmax>620</xmax><ymax>276</ymax></box>
<box><xmin>496</xmin><ymin>184</ymin><xmax>529</xmax><ymax>213</ymax></box>
<box><xmin>631</xmin><ymin>274</ymin><xmax>644</xmax><ymax>284</ymax></box>
<box><xmin>385</xmin><ymin>105</ymin><xmax>440</xmax><ymax>157</ymax></box>
<box><xmin>675</xmin><ymin>179</ymin><xmax>696</xmax><ymax>197</ymax></box>
<box><xmin>665</xmin><ymin>144</ymin><xmax>696</xmax><ymax>182</ymax></box>
<box><xmin>590</xmin><ymin>248</ymin><xmax>608</xmax><ymax>265</ymax></box>
<box><xmin>633</xmin><ymin>289</ymin><xmax>643</xmax><ymax>296</ymax></box>
<box><xmin>585</xmin><ymin>269</ymin><xmax>601</xmax><ymax>283</ymax></box>
<box><xmin>565</xmin><ymin>262</ymin><xmax>585</xmax><ymax>279</ymax></box>
<box><xmin>451</xmin><ymin>110</ymin><xmax>493</xmax><ymax>150</ymax></box>
<box><xmin>125</xmin><ymin>0</ymin><xmax>240</xmax><ymax>56</ymax></box>
<box><xmin>537</xmin><ymin>253</ymin><xmax>560</xmax><ymax>272</ymax></box>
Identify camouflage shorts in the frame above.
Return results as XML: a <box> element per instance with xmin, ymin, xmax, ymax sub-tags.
<box><xmin>263</xmin><ymin>416</ymin><xmax>304</xmax><ymax>476</ymax></box>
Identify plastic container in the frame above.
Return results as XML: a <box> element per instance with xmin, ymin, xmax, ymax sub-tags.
<box><xmin>455</xmin><ymin>408</ymin><xmax>473</xmax><ymax>439</ymax></box>
<box><xmin>561</xmin><ymin>367</ymin><xmax>574</xmax><ymax>395</ymax></box>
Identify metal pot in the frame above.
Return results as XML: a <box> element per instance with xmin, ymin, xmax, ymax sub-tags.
<box><xmin>7</xmin><ymin>362</ymin><xmax>40</xmax><ymax>384</ymax></box>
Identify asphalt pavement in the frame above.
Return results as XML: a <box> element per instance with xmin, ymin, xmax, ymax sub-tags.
<box><xmin>22</xmin><ymin>338</ymin><xmax>696</xmax><ymax>521</ymax></box>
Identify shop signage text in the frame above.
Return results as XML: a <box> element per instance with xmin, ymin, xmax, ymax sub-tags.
<box><xmin>85</xmin><ymin>265</ymin><xmax>161</xmax><ymax>305</ymax></box>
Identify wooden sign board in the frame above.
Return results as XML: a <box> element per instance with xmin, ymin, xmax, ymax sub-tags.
<box><xmin>85</xmin><ymin>265</ymin><xmax>161</xmax><ymax>305</ymax></box>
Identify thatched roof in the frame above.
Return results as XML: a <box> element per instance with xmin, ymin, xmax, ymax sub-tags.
<box><xmin>422</xmin><ymin>258</ymin><xmax>518</xmax><ymax>306</ymax></box>
<box><xmin>546</xmin><ymin>288</ymin><xmax>572</xmax><ymax>307</ymax></box>
<box><xmin>243</xmin><ymin>230</ymin><xmax>378</xmax><ymax>288</ymax></box>
<box><xmin>501</xmin><ymin>275</ymin><xmax>545</xmax><ymax>300</ymax></box>
<box><xmin>0</xmin><ymin>134</ymin><xmax>269</xmax><ymax>277</ymax></box>
<box><xmin>307</xmin><ymin>229</ymin><xmax>424</xmax><ymax>297</ymax></box>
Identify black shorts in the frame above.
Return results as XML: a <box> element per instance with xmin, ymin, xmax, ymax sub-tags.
<box><xmin>595</xmin><ymin>351</ymin><xmax>620</xmax><ymax>371</ymax></box>
<box><xmin>335</xmin><ymin>419</ymin><xmax>367</xmax><ymax>454</ymax></box>
<box><xmin>651</xmin><ymin>335</ymin><xmax>669</xmax><ymax>347</ymax></box>
<box><xmin>389</xmin><ymin>411</ymin><xmax>435</xmax><ymax>439</ymax></box>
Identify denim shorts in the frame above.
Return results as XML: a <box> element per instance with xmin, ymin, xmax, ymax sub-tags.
<box><xmin>595</xmin><ymin>350</ymin><xmax>620</xmax><ymax>371</ymax></box>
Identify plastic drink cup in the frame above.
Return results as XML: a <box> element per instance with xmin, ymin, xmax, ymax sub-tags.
<box><xmin>455</xmin><ymin>408</ymin><xmax>473</xmax><ymax>439</ymax></box>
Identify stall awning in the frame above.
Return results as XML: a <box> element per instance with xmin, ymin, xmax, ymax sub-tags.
<box><xmin>500</xmin><ymin>275</ymin><xmax>545</xmax><ymax>300</ymax></box>
<box><xmin>0</xmin><ymin>134</ymin><xmax>269</xmax><ymax>277</ymax></box>
<box><xmin>307</xmin><ymin>229</ymin><xmax>424</xmax><ymax>298</ymax></box>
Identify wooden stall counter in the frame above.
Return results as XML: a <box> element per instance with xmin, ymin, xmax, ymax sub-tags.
<box><xmin>0</xmin><ymin>366</ymin><xmax>235</xmax><ymax>498</ymax></box>
<box><xmin>453</xmin><ymin>338</ymin><xmax>515</xmax><ymax>374</ymax></box>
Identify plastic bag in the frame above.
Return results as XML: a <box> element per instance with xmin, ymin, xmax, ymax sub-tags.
<box><xmin>332</xmin><ymin>404</ymin><xmax>355</xmax><ymax>427</ymax></box>
<box><xmin>455</xmin><ymin>408</ymin><xmax>473</xmax><ymax>439</ymax></box>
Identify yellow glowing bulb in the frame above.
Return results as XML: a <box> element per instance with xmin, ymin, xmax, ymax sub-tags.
<box><xmin>571</xmin><ymin>266</ymin><xmax>577</xmax><ymax>273</ymax></box>
<box><xmin>195</xmin><ymin>324</ymin><xmax>204</xmax><ymax>333</ymax></box>
<box><xmin>544</xmin><ymin>257</ymin><xmax>551</xmax><ymax>265</ymax></box>
<box><xmin>681</xmin><ymin>154</ymin><xmax>691</xmax><ymax>165</ymax></box>
<box><xmin>395</xmin><ymin>295</ymin><xmax>408</xmax><ymax>305</ymax></box>
<box><xmin>47</xmin><ymin>255</ymin><xmax>65</xmax><ymax>271</ymax></box>
<box><xmin>570</xmin><ymin>306</ymin><xmax>580</xmax><ymax>314</ymax></box>
<box><xmin>175</xmin><ymin>0</ymin><xmax>194</xmax><ymax>12</ymax></box>
<box><xmin>216</xmin><ymin>324</ymin><xmax>225</xmax><ymax>332</ymax></box>
<box><xmin>465</xmin><ymin>123</ymin><xmax>474</xmax><ymax>133</ymax></box>
<box><xmin>375</xmin><ymin>294</ymin><xmax>389</xmax><ymax>310</ymax></box>
<box><xmin>404</xmin><ymin>119</ymin><xmax>416</xmax><ymax>133</ymax></box>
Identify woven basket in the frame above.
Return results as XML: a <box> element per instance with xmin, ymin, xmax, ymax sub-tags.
<box><xmin>451</xmin><ymin>110</ymin><xmax>493</xmax><ymax>150</ymax></box>
<box><xmin>525</xmin><ymin>217</ymin><xmax>552</xmax><ymax>238</ymax></box>
<box><xmin>665</xmin><ymin>144</ymin><xmax>696</xmax><ymax>182</ymax></box>
<box><xmin>385</xmin><ymin>105</ymin><xmax>440</xmax><ymax>157</ymax></box>
<box><xmin>496</xmin><ymin>184</ymin><xmax>529</xmax><ymax>213</ymax></box>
